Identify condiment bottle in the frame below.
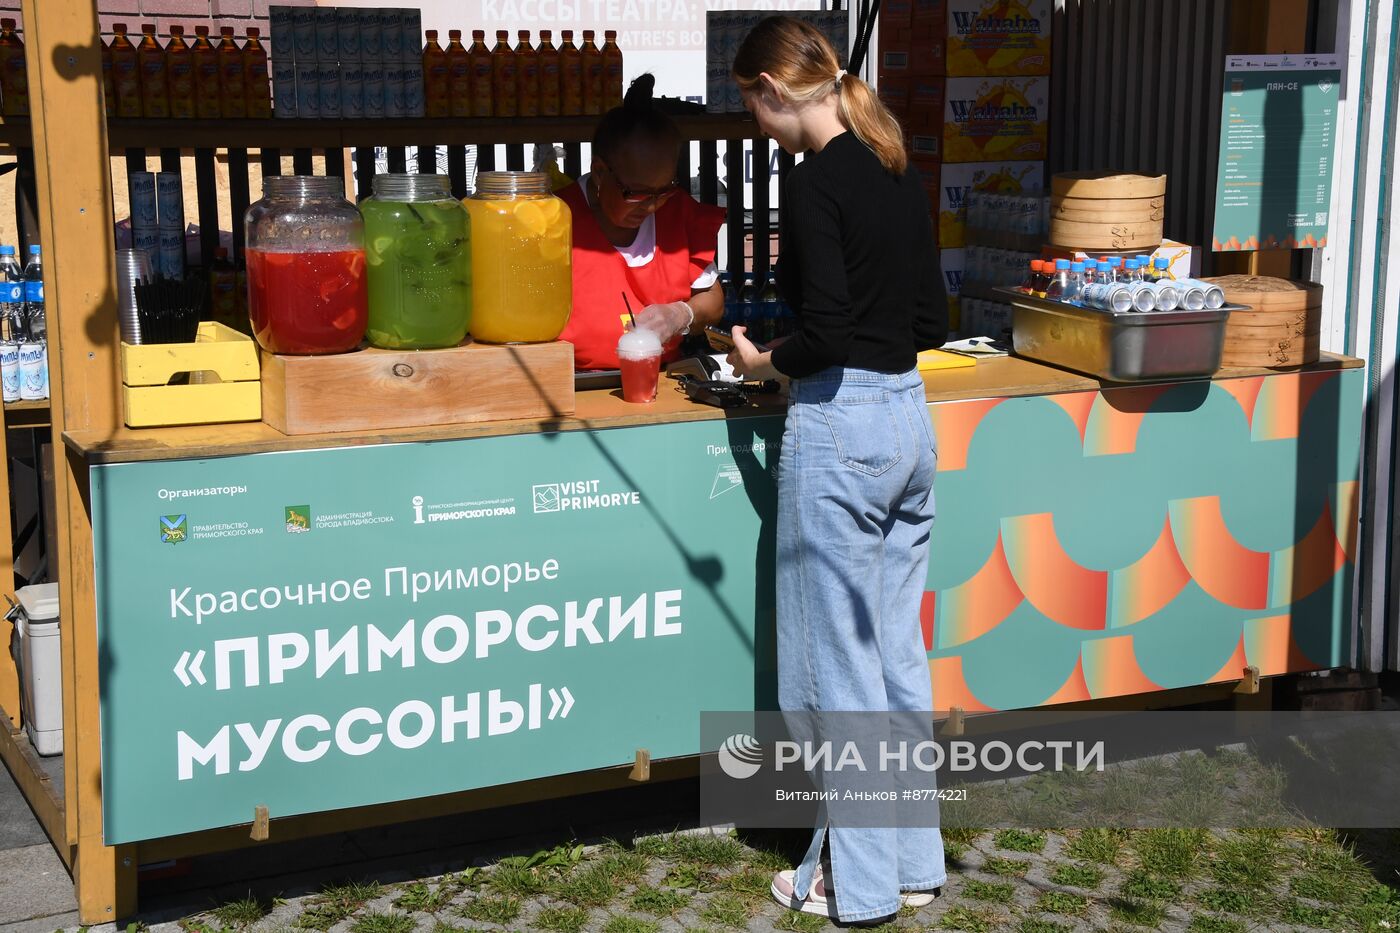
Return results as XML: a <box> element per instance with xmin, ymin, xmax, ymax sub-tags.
<box><xmin>192</xmin><ymin>25</ymin><xmax>220</xmax><ymax>118</ymax></box>
<box><xmin>515</xmin><ymin>30</ymin><xmax>538</xmax><ymax>118</ymax></box>
<box><xmin>217</xmin><ymin>27</ymin><xmax>246</xmax><ymax>118</ymax></box>
<box><xmin>109</xmin><ymin>24</ymin><xmax>143</xmax><ymax>118</ymax></box>
<box><xmin>165</xmin><ymin>25</ymin><xmax>195</xmax><ymax>118</ymax></box>
<box><xmin>537</xmin><ymin>30</ymin><xmax>560</xmax><ymax>117</ymax></box>
<box><xmin>422</xmin><ymin>29</ymin><xmax>449</xmax><ymax>118</ymax></box>
<box><xmin>559</xmin><ymin>29</ymin><xmax>582</xmax><ymax>116</ymax></box>
<box><xmin>137</xmin><ymin>24</ymin><xmax>169</xmax><ymax>118</ymax></box>
<box><xmin>580</xmin><ymin>29</ymin><xmax>602</xmax><ymax>115</ymax></box>
<box><xmin>243</xmin><ymin>27</ymin><xmax>271</xmax><ymax>118</ymax></box>
<box><xmin>491</xmin><ymin>29</ymin><xmax>516</xmax><ymax>118</ymax></box>
<box><xmin>446</xmin><ymin>29</ymin><xmax>471</xmax><ymax>118</ymax></box>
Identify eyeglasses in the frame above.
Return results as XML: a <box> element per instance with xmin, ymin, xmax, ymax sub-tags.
<box><xmin>600</xmin><ymin>162</ymin><xmax>681</xmax><ymax>205</ymax></box>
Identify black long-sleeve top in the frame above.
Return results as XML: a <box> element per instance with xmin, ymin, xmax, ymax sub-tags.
<box><xmin>770</xmin><ymin>132</ymin><xmax>948</xmax><ymax>379</ymax></box>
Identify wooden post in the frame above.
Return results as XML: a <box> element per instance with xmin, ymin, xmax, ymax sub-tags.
<box><xmin>20</xmin><ymin>0</ymin><xmax>134</xmax><ymax>921</ymax></box>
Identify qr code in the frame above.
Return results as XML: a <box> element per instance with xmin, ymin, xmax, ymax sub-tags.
<box><xmin>1314</xmin><ymin>212</ymin><xmax>1329</xmax><ymax>225</ymax></box>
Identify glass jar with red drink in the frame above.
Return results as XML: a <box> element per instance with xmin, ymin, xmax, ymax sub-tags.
<box><xmin>244</xmin><ymin>175</ymin><xmax>368</xmax><ymax>355</ymax></box>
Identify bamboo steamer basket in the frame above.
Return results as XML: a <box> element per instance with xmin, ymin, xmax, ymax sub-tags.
<box><xmin>1050</xmin><ymin>172</ymin><xmax>1168</xmax><ymax>199</ymax></box>
<box><xmin>1047</xmin><ymin>218</ymin><xmax>1163</xmax><ymax>250</ymax></box>
<box><xmin>1050</xmin><ymin>197</ymin><xmax>1165</xmax><ymax>223</ymax></box>
<box><xmin>1207</xmin><ymin>275</ymin><xmax>1323</xmax><ymax>368</ymax></box>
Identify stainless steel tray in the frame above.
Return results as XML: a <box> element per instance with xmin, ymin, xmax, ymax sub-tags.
<box><xmin>994</xmin><ymin>287</ymin><xmax>1234</xmax><ymax>382</ymax></box>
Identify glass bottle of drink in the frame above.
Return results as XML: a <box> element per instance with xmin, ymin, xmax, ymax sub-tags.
<box><xmin>1068</xmin><ymin>261</ymin><xmax>1085</xmax><ymax>304</ymax></box>
<box><xmin>1034</xmin><ymin>260</ymin><xmax>1052</xmax><ymax>297</ymax></box>
<box><xmin>559</xmin><ymin>30</ymin><xmax>582</xmax><ymax>116</ymax></box>
<box><xmin>1081</xmin><ymin>257</ymin><xmax>1097</xmax><ymax>294</ymax></box>
<box><xmin>137</xmin><ymin>24</ymin><xmax>170</xmax><ymax>118</ymax></box>
<box><xmin>217</xmin><ymin>27</ymin><xmax>246</xmax><ymax>118</ymax></box>
<box><xmin>1136</xmin><ymin>254</ymin><xmax>1152</xmax><ymax>276</ymax></box>
<box><xmin>1019</xmin><ymin>259</ymin><xmax>1039</xmax><ymax>294</ymax></box>
<box><xmin>243</xmin><ymin>27</ymin><xmax>271</xmax><ymax>118</ymax></box>
<box><xmin>102</xmin><ymin>35</ymin><xmax>116</xmax><ymax>117</ymax></box>
<box><xmin>1044</xmin><ymin>259</ymin><xmax>1072</xmax><ymax>302</ymax></box>
<box><xmin>423</xmin><ymin>30</ymin><xmax>449</xmax><ymax>118</ymax></box>
<box><xmin>361</xmin><ymin>174</ymin><xmax>472</xmax><ymax>350</ymax></box>
<box><xmin>0</xmin><ymin>19</ymin><xmax>29</xmax><ymax>118</ymax></box>
<box><xmin>446</xmin><ymin>30</ymin><xmax>471</xmax><ymax>118</ymax></box>
<box><xmin>491</xmin><ymin>30</ymin><xmax>517</xmax><ymax>118</ymax></box>
<box><xmin>110</xmin><ymin>25</ymin><xmax>142</xmax><ymax>118</ymax></box>
<box><xmin>537</xmin><ymin>30</ymin><xmax>560</xmax><ymax>117</ymax></box>
<box><xmin>580</xmin><ymin>30</ymin><xmax>603</xmax><ymax>116</ymax></box>
<box><xmin>1107</xmin><ymin>255</ymin><xmax>1123</xmax><ymax>282</ymax></box>
<box><xmin>164</xmin><ymin>25</ymin><xmax>195</xmax><ymax>118</ymax></box>
<box><xmin>468</xmin><ymin>30</ymin><xmax>493</xmax><ymax>117</ymax></box>
<box><xmin>1153</xmin><ymin>257</ymin><xmax>1172</xmax><ymax>280</ymax></box>
<box><xmin>601</xmin><ymin>30</ymin><xmax>623</xmax><ymax>110</ymax></box>
<box><xmin>515</xmin><ymin>30</ymin><xmax>539</xmax><ymax>118</ymax></box>
<box><xmin>192</xmin><ymin>26</ymin><xmax>220</xmax><ymax>118</ymax></box>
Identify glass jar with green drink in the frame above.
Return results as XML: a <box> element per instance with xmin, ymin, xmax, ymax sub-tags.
<box><xmin>361</xmin><ymin>174</ymin><xmax>472</xmax><ymax>349</ymax></box>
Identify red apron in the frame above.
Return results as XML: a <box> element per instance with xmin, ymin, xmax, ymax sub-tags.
<box><xmin>559</xmin><ymin>181</ymin><xmax>725</xmax><ymax>370</ymax></box>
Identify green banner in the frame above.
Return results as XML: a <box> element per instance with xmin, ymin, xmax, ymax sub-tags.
<box><xmin>1212</xmin><ymin>54</ymin><xmax>1342</xmax><ymax>251</ymax></box>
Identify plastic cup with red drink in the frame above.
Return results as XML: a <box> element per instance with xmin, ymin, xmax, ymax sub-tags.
<box><xmin>617</xmin><ymin>326</ymin><xmax>662</xmax><ymax>403</ymax></box>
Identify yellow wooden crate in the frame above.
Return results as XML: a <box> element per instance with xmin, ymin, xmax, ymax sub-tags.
<box><xmin>120</xmin><ymin>321</ymin><xmax>262</xmax><ymax>428</ymax></box>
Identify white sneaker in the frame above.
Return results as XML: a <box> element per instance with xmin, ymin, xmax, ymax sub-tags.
<box><xmin>901</xmin><ymin>890</ymin><xmax>938</xmax><ymax>907</ymax></box>
<box><xmin>770</xmin><ymin>868</ymin><xmax>838</xmax><ymax>918</ymax></box>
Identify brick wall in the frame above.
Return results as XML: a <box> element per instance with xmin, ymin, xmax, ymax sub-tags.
<box><xmin>0</xmin><ymin>0</ymin><xmax>316</xmax><ymax>41</ymax></box>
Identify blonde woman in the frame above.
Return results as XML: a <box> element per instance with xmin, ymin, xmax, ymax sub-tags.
<box><xmin>724</xmin><ymin>15</ymin><xmax>947</xmax><ymax>926</ymax></box>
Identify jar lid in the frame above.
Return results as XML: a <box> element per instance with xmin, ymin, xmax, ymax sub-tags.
<box><xmin>262</xmin><ymin>175</ymin><xmax>347</xmax><ymax>200</ymax></box>
<box><xmin>372</xmin><ymin>173</ymin><xmax>452</xmax><ymax>201</ymax></box>
<box><xmin>475</xmin><ymin>172</ymin><xmax>551</xmax><ymax>196</ymax></box>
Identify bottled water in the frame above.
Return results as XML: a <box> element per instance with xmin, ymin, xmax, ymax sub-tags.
<box><xmin>21</xmin><ymin>244</ymin><xmax>43</xmax><ymax>342</ymax></box>
<box><xmin>1045</xmin><ymin>259</ymin><xmax>1073</xmax><ymax>302</ymax></box>
<box><xmin>0</xmin><ymin>245</ymin><xmax>20</xmax><ymax>342</ymax></box>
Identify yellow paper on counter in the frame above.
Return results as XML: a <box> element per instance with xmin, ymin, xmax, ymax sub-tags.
<box><xmin>917</xmin><ymin>349</ymin><xmax>977</xmax><ymax>371</ymax></box>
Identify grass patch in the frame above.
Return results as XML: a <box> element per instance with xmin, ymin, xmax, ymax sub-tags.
<box><xmin>349</xmin><ymin>911</ymin><xmax>415</xmax><ymax>933</ymax></box>
<box><xmin>630</xmin><ymin>885</ymin><xmax>691</xmax><ymax>917</ymax></box>
<box><xmin>1278</xmin><ymin>898</ymin><xmax>1343</xmax><ymax>928</ymax></box>
<box><xmin>209</xmin><ymin>894</ymin><xmax>275</xmax><ymax>928</ymax></box>
<box><xmin>394</xmin><ymin>881</ymin><xmax>455</xmax><ymax>913</ymax></box>
<box><xmin>489</xmin><ymin>863</ymin><xmax>554</xmax><ymax>898</ymax></box>
<box><xmin>774</xmin><ymin>912</ymin><xmax>829</xmax><ymax>933</ymax></box>
<box><xmin>428</xmin><ymin>923</ymin><xmax>467</xmax><ymax>933</ymax></box>
<box><xmin>1016</xmin><ymin>921</ymin><xmax>1071</xmax><ymax>933</ymax></box>
<box><xmin>1120</xmin><ymin>870</ymin><xmax>1181</xmax><ymax>902</ymax></box>
<box><xmin>554</xmin><ymin>862</ymin><xmax>621</xmax><ymax>908</ymax></box>
<box><xmin>943</xmin><ymin>827</ymin><xmax>985</xmax><ymax>847</ymax></box>
<box><xmin>534</xmin><ymin>906</ymin><xmax>591</xmax><ymax>933</ymax></box>
<box><xmin>1206</xmin><ymin>833</ymin><xmax>1281</xmax><ymax>890</ymax></box>
<box><xmin>602</xmin><ymin>917</ymin><xmax>661</xmax><ymax>933</ymax></box>
<box><xmin>1049</xmin><ymin>862</ymin><xmax>1102</xmax><ymax>890</ymax></box>
<box><xmin>745</xmin><ymin>846</ymin><xmax>793</xmax><ymax>873</ymax></box>
<box><xmin>597</xmin><ymin>850</ymin><xmax>652</xmax><ymax>886</ymax></box>
<box><xmin>670</xmin><ymin>833</ymin><xmax>746</xmax><ymax>868</ymax></box>
<box><xmin>944</xmin><ymin>840</ymin><xmax>970</xmax><ymax>862</ymax></box>
<box><xmin>662</xmin><ymin>863</ymin><xmax>717</xmax><ymax>892</ymax></box>
<box><xmin>1133</xmin><ymin>829</ymin><xmax>1207</xmax><ymax>878</ymax></box>
<box><xmin>1066</xmin><ymin>829</ymin><xmax>1127</xmax><ymax>865</ymax></box>
<box><xmin>1036</xmin><ymin>891</ymin><xmax>1089</xmax><ymax>916</ymax></box>
<box><xmin>939</xmin><ymin>906</ymin><xmax>1003</xmax><ymax>932</ymax></box>
<box><xmin>982</xmin><ymin>857</ymin><xmax>1031</xmax><ymax>878</ymax></box>
<box><xmin>698</xmin><ymin>893</ymin><xmax>753</xmax><ymax>930</ymax></box>
<box><xmin>1186</xmin><ymin>917</ymin><xmax>1246</xmax><ymax>933</ymax></box>
<box><xmin>1290</xmin><ymin>871</ymin><xmax>1360</xmax><ymax>905</ymax></box>
<box><xmin>295</xmin><ymin>881</ymin><xmax>383</xmax><ymax>931</ymax></box>
<box><xmin>993</xmin><ymin>830</ymin><xmax>1046</xmax><ymax>853</ymax></box>
<box><xmin>717</xmin><ymin>867</ymin><xmax>772</xmax><ymax>901</ymax></box>
<box><xmin>1108</xmin><ymin>897</ymin><xmax>1167</xmax><ymax>927</ymax></box>
<box><xmin>456</xmin><ymin>894</ymin><xmax>521</xmax><ymax>925</ymax></box>
<box><xmin>961</xmin><ymin>879</ymin><xmax>1016</xmax><ymax>904</ymax></box>
<box><xmin>1195</xmin><ymin>886</ymin><xmax>1261</xmax><ymax>916</ymax></box>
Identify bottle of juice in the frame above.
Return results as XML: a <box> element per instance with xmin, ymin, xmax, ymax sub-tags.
<box><xmin>137</xmin><ymin>24</ymin><xmax>170</xmax><ymax>118</ymax></box>
<box><xmin>537</xmin><ymin>30</ymin><xmax>560</xmax><ymax>117</ymax></box>
<box><xmin>217</xmin><ymin>27</ymin><xmax>246</xmax><ymax>118</ymax></box>
<box><xmin>102</xmin><ymin>36</ymin><xmax>115</xmax><ymax>117</ymax></box>
<box><xmin>0</xmin><ymin>20</ymin><xmax>28</xmax><ymax>117</ymax></box>
<box><xmin>109</xmin><ymin>24</ymin><xmax>143</xmax><ymax>118</ymax></box>
<box><xmin>192</xmin><ymin>26</ymin><xmax>220</xmax><ymax>118</ymax></box>
<box><xmin>580</xmin><ymin>30</ymin><xmax>602</xmax><ymax>116</ymax></box>
<box><xmin>422</xmin><ymin>29</ymin><xmax>449</xmax><ymax>118</ymax></box>
<box><xmin>468</xmin><ymin>30</ymin><xmax>492</xmax><ymax>117</ymax></box>
<box><xmin>165</xmin><ymin>25</ymin><xmax>195</xmax><ymax>118</ymax></box>
<box><xmin>515</xmin><ymin>30</ymin><xmax>538</xmax><ymax>118</ymax></box>
<box><xmin>446</xmin><ymin>30</ymin><xmax>471</xmax><ymax>118</ymax></box>
<box><xmin>491</xmin><ymin>30</ymin><xmax>517</xmax><ymax>118</ymax></box>
<box><xmin>559</xmin><ymin>30</ymin><xmax>582</xmax><ymax>116</ymax></box>
<box><xmin>243</xmin><ymin>27</ymin><xmax>271</xmax><ymax>118</ymax></box>
<box><xmin>601</xmin><ymin>30</ymin><xmax>623</xmax><ymax>110</ymax></box>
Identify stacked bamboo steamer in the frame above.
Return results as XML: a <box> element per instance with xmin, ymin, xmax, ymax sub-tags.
<box><xmin>1048</xmin><ymin>173</ymin><xmax>1166</xmax><ymax>251</ymax></box>
<box><xmin>1205</xmin><ymin>275</ymin><xmax>1322</xmax><ymax>368</ymax></box>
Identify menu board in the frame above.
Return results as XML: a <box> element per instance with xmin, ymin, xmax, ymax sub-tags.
<box><xmin>1212</xmin><ymin>54</ymin><xmax>1342</xmax><ymax>251</ymax></box>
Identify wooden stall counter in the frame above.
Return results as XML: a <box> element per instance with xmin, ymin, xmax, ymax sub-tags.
<box><xmin>63</xmin><ymin>353</ymin><xmax>1362</xmax><ymax>464</ymax></box>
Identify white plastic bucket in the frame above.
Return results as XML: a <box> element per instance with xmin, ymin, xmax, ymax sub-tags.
<box><xmin>13</xmin><ymin>582</ymin><xmax>61</xmax><ymax>756</ymax></box>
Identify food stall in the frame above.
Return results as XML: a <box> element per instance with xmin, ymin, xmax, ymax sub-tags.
<box><xmin>0</xmin><ymin>0</ymin><xmax>1385</xmax><ymax>921</ymax></box>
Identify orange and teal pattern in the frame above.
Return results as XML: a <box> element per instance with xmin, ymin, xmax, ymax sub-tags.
<box><xmin>920</xmin><ymin>368</ymin><xmax>1362</xmax><ymax>712</ymax></box>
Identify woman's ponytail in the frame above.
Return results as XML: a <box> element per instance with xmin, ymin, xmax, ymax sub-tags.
<box><xmin>734</xmin><ymin>16</ymin><xmax>909</xmax><ymax>176</ymax></box>
<box><xmin>836</xmin><ymin>75</ymin><xmax>908</xmax><ymax>175</ymax></box>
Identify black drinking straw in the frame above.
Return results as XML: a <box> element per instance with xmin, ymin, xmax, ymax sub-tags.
<box><xmin>622</xmin><ymin>292</ymin><xmax>637</xmax><ymax>329</ymax></box>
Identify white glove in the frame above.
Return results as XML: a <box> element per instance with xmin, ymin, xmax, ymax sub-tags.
<box><xmin>634</xmin><ymin>301</ymin><xmax>694</xmax><ymax>342</ymax></box>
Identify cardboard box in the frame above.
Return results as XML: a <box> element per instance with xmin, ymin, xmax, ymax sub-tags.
<box><xmin>943</xmin><ymin>75</ymin><xmax>1048</xmax><ymax>162</ymax></box>
<box><xmin>912</xmin><ymin>157</ymin><xmax>940</xmax><ymax>213</ymax></box>
<box><xmin>268</xmin><ymin>6</ymin><xmax>294</xmax><ymax>62</ymax></box>
<box><xmin>314</xmin><ymin>7</ymin><xmax>337</xmax><ymax>63</ymax></box>
<box><xmin>910</xmin><ymin>76</ymin><xmax>944</xmax><ymax>108</ymax></box>
<box><xmin>336</xmin><ymin>8</ymin><xmax>361</xmax><ymax>62</ymax></box>
<box><xmin>938</xmin><ymin>161</ymin><xmax>1044</xmax><ymax>248</ymax></box>
<box><xmin>884</xmin><ymin>0</ymin><xmax>914</xmax><ymax>27</ymax></box>
<box><xmin>879</xmin><ymin>76</ymin><xmax>911</xmax><ymax>110</ymax></box>
<box><xmin>272</xmin><ymin>60</ymin><xmax>297</xmax><ymax>117</ymax></box>
<box><xmin>913</xmin><ymin>0</ymin><xmax>947</xmax><ymax>25</ymax></box>
<box><xmin>291</xmin><ymin>6</ymin><xmax>317</xmax><ymax>64</ymax></box>
<box><xmin>947</xmin><ymin>0</ymin><xmax>1052</xmax><ymax>76</ymax></box>
<box><xmin>295</xmin><ymin>61</ymin><xmax>320</xmax><ymax>118</ymax></box>
<box><xmin>941</xmin><ymin>248</ymin><xmax>964</xmax><ymax>326</ymax></box>
<box><xmin>909</xmin><ymin>18</ymin><xmax>946</xmax><ymax>74</ymax></box>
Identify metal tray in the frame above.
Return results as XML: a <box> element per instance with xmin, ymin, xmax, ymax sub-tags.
<box><xmin>994</xmin><ymin>287</ymin><xmax>1235</xmax><ymax>382</ymax></box>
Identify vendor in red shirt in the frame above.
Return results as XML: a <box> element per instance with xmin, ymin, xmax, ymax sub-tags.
<box><xmin>558</xmin><ymin>77</ymin><xmax>727</xmax><ymax>370</ymax></box>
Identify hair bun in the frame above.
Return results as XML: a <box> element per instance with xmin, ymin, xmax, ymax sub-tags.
<box><xmin>623</xmin><ymin>73</ymin><xmax>657</xmax><ymax>111</ymax></box>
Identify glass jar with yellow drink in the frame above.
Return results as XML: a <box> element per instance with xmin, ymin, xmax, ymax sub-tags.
<box><xmin>464</xmin><ymin>171</ymin><xmax>571</xmax><ymax>344</ymax></box>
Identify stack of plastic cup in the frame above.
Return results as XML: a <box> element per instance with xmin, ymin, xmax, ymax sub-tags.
<box><xmin>115</xmin><ymin>248</ymin><xmax>152</xmax><ymax>344</ymax></box>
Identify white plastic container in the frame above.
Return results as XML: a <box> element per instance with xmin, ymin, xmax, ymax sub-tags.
<box><xmin>11</xmin><ymin>583</ymin><xmax>61</xmax><ymax>756</ymax></box>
